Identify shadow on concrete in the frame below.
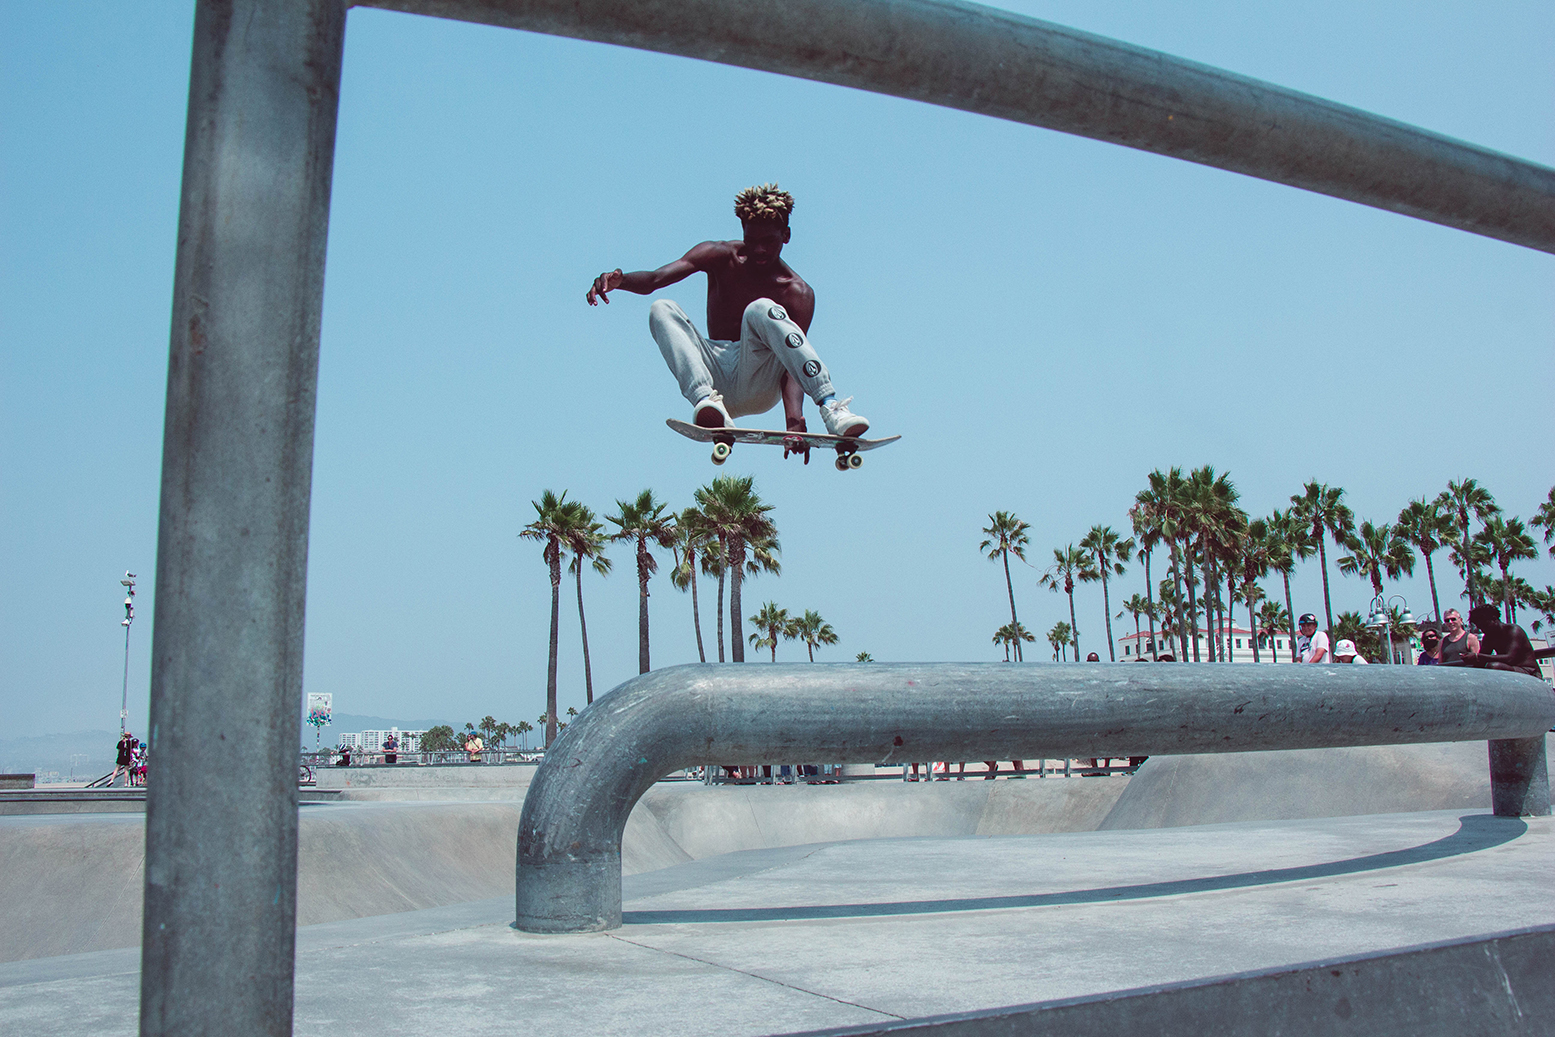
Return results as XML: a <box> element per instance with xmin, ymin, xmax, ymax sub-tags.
<box><xmin>622</xmin><ymin>814</ymin><xmax>1524</xmax><ymax>925</ymax></box>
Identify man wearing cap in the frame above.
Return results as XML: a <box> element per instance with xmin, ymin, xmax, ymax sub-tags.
<box><xmin>1294</xmin><ymin>614</ymin><xmax>1330</xmax><ymax>664</ymax></box>
<box><xmin>1333</xmin><ymin>639</ymin><xmax>1368</xmax><ymax>664</ymax></box>
<box><xmin>1415</xmin><ymin>621</ymin><xmax>1443</xmax><ymax>665</ymax></box>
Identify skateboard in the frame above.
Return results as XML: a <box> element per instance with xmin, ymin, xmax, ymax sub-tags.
<box><xmin>666</xmin><ymin>418</ymin><xmax>901</xmax><ymax>471</ymax></box>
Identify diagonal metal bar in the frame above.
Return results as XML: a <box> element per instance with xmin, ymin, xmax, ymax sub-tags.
<box><xmin>363</xmin><ymin>0</ymin><xmax>1555</xmax><ymax>253</ymax></box>
<box><xmin>515</xmin><ymin>663</ymin><xmax>1555</xmax><ymax>933</ymax></box>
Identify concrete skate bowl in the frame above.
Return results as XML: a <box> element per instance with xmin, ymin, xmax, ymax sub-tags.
<box><xmin>3</xmin><ymin>740</ymin><xmax>1540</xmax><ymax>962</ymax></box>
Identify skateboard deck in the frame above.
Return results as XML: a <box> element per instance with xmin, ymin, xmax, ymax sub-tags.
<box><xmin>666</xmin><ymin>418</ymin><xmax>900</xmax><ymax>471</ymax></box>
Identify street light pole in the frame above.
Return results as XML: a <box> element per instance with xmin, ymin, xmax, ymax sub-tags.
<box><xmin>119</xmin><ymin>572</ymin><xmax>136</xmax><ymax>734</ymax></box>
<box><xmin>1367</xmin><ymin>593</ymin><xmax>1414</xmax><ymax>664</ymax></box>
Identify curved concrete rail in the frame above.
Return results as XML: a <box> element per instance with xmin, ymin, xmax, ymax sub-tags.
<box><xmin>370</xmin><ymin>0</ymin><xmax>1555</xmax><ymax>253</ymax></box>
<box><xmin>516</xmin><ymin>663</ymin><xmax>1554</xmax><ymax>932</ymax></box>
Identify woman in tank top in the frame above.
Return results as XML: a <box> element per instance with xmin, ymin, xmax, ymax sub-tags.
<box><xmin>1438</xmin><ymin>609</ymin><xmax>1478</xmax><ymax>664</ymax></box>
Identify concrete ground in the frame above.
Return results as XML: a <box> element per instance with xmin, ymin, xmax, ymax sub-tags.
<box><xmin>0</xmin><ymin>741</ymin><xmax>1528</xmax><ymax>962</ymax></box>
<box><xmin>2</xmin><ymin>809</ymin><xmax>1550</xmax><ymax>1036</ymax></box>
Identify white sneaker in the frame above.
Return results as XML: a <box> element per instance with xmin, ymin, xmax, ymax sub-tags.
<box><xmin>694</xmin><ymin>392</ymin><xmax>731</xmax><ymax>429</ymax></box>
<box><xmin>820</xmin><ymin>396</ymin><xmax>869</xmax><ymax>438</ymax></box>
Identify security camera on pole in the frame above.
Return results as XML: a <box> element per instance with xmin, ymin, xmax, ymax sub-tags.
<box><xmin>119</xmin><ymin>572</ymin><xmax>136</xmax><ymax>735</ymax></box>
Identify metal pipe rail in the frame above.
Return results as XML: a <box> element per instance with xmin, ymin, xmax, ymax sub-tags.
<box><xmin>516</xmin><ymin>663</ymin><xmax>1554</xmax><ymax>933</ymax></box>
<box><xmin>368</xmin><ymin>0</ymin><xmax>1555</xmax><ymax>253</ymax></box>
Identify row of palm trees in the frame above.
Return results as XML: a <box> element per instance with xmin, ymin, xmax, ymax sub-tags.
<box><xmin>747</xmin><ymin>603</ymin><xmax>839</xmax><ymax>661</ymax></box>
<box><xmin>986</xmin><ymin>476</ymin><xmax>1555</xmax><ymax>665</ymax></box>
<box><xmin>520</xmin><ymin>476</ymin><xmax>783</xmax><ymax>746</ymax></box>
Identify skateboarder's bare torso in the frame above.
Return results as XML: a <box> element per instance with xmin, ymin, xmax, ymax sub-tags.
<box><xmin>587</xmin><ymin>224</ymin><xmax>814</xmax><ymax>339</ymax></box>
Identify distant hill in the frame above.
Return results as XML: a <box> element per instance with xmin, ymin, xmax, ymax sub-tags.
<box><xmin>0</xmin><ymin>730</ymin><xmax>120</xmax><ymax>783</ymax></box>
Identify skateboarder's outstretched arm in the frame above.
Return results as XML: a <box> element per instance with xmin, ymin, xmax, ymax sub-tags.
<box><xmin>585</xmin><ymin>241</ymin><xmax>728</xmax><ymax>305</ymax></box>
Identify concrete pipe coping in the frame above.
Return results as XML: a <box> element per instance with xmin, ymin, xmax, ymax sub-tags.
<box><xmin>515</xmin><ymin>662</ymin><xmax>1555</xmax><ymax>933</ymax></box>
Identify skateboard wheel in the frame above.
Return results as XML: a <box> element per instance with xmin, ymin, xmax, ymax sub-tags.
<box><xmin>711</xmin><ymin>441</ymin><xmax>732</xmax><ymax>463</ymax></box>
<box><xmin>847</xmin><ymin>453</ymin><xmax>864</xmax><ymax>469</ymax></box>
<box><xmin>834</xmin><ymin>456</ymin><xmax>848</xmax><ymax>472</ymax></box>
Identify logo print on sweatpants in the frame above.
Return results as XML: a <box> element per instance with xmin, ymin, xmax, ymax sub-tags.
<box><xmin>767</xmin><ymin>305</ymin><xmax>787</xmax><ymax>322</ymax></box>
<box><xmin>802</xmin><ymin>360</ymin><xmax>822</xmax><ymax>378</ymax></box>
<box><xmin>785</xmin><ymin>332</ymin><xmax>804</xmax><ymax>349</ymax></box>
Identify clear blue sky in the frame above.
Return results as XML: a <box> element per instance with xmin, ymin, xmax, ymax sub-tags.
<box><xmin>3</xmin><ymin>1</ymin><xmax>1552</xmax><ymax>739</ymax></box>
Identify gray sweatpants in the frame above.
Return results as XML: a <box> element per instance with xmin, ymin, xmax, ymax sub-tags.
<box><xmin>649</xmin><ymin>297</ymin><xmax>835</xmax><ymax>419</ymax></box>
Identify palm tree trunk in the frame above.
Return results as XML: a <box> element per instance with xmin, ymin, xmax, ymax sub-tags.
<box><xmin>1067</xmin><ymin>588</ymin><xmax>1080</xmax><ymax>660</ymax></box>
<box><xmin>1247</xmin><ymin>592</ymin><xmax>1260</xmax><ymax>663</ymax></box>
<box><xmin>1424</xmin><ymin>550</ymin><xmax>1441</xmax><ymax>621</ymax></box>
<box><xmin>1281</xmin><ymin>571</ymin><xmax>1297</xmax><ymax>662</ymax></box>
<box><xmin>546</xmin><ymin>556</ymin><xmax>560</xmax><ymax>747</ymax></box>
<box><xmin>716</xmin><ymin>567</ymin><xmax>726</xmax><ymax>662</ymax></box>
<box><xmin>808</xmin><ymin>642</ymin><xmax>815</xmax><ymax>662</ymax></box>
<box><xmin>637</xmin><ymin>540</ymin><xmax>650</xmax><ymax>674</ymax></box>
<box><xmin>1171</xmin><ymin>542</ymin><xmax>1188</xmax><ymax>660</ymax></box>
<box><xmin>1227</xmin><ymin>570</ymin><xmax>1237</xmax><ymax>662</ymax></box>
<box><xmin>1101</xmin><ymin>570</ymin><xmax>1116</xmax><ymax>661</ymax></box>
<box><xmin>1317</xmin><ymin>532</ymin><xmax>1335</xmax><ymax>633</ymax></box>
<box><xmin>1186</xmin><ymin>542</ymin><xmax>1202</xmax><ymax>662</ymax></box>
<box><xmin>1003</xmin><ymin>552</ymin><xmax>1020</xmax><ymax>661</ymax></box>
<box><xmin>730</xmin><ymin>538</ymin><xmax>746</xmax><ymax>662</ymax></box>
<box><xmin>1203</xmin><ymin>552</ymin><xmax>1216</xmax><ymax>662</ymax></box>
<box><xmin>688</xmin><ymin>559</ymin><xmax>706</xmax><ymax>663</ymax></box>
<box><xmin>575</xmin><ymin>564</ymin><xmax>594</xmax><ymax>704</ymax></box>
<box><xmin>1144</xmin><ymin>548</ymin><xmax>1158</xmax><ymax>661</ymax></box>
<box><xmin>769</xmin><ymin>631</ymin><xmax>777</xmax><ymax>663</ymax></box>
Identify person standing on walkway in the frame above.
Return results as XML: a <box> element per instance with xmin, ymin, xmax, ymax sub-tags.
<box><xmin>112</xmin><ymin>732</ymin><xmax>134</xmax><ymax>786</ymax></box>
<box><xmin>1333</xmin><ymin>639</ymin><xmax>1369</xmax><ymax>664</ymax></box>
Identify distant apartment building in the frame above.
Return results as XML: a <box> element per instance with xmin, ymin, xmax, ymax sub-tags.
<box><xmin>350</xmin><ymin>728</ymin><xmax>423</xmax><ymax>753</ymax></box>
<box><xmin>1118</xmin><ymin>624</ymin><xmax>1296</xmax><ymax>663</ymax></box>
<box><xmin>1120</xmin><ymin>624</ymin><xmax>1434</xmax><ymax>664</ymax></box>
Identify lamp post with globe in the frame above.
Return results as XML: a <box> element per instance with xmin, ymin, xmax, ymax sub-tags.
<box><xmin>1367</xmin><ymin>594</ymin><xmax>1414</xmax><ymax>665</ymax></box>
<box><xmin>118</xmin><ymin>573</ymin><xmax>136</xmax><ymax>735</ymax></box>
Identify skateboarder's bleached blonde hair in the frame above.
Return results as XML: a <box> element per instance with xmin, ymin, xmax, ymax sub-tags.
<box><xmin>734</xmin><ymin>183</ymin><xmax>794</xmax><ymax>224</ymax></box>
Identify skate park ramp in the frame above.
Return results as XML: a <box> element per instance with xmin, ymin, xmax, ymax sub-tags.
<box><xmin>2</xmin><ymin>741</ymin><xmax>1543</xmax><ymax>962</ymax></box>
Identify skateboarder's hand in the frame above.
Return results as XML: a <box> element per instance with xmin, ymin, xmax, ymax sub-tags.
<box><xmin>586</xmin><ymin>269</ymin><xmax>624</xmax><ymax>305</ymax></box>
<box><xmin>782</xmin><ymin>435</ymin><xmax>811</xmax><ymax>464</ymax></box>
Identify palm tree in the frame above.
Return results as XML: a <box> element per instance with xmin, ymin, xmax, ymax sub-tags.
<box><xmin>992</xmin><ymin>621</ymin><xmax>1035</xmax><ymax>661</ymax></box>
<box><xmin>1338</xmin><ymin>520</ymin><xmax>1416</xmax><ymax>608</ymax></box>
<box><xmin>1475</xmin><ymin>515</ymin><xmax>1539</xmax><ymax>623</ymax></box>
<box><xmin>519</xmin><ymin>489</ymin><xmax>572</xmax><ymax>747</ymax></box>
<box><xmin>1183</xmin><ymin>467</ymin><xmax>1239</xmax><ymax>661</ymax></box>
<box><xmin>855</xmin><ymin>651</ymin><xmax>874</xmax><ymax>662</ymax></box>
<box><xmin>1116</xmin><ymin>592</ymin><xmax>1154</xmax><ymax>659</ymax></box>
<box><xmin>514</xmin><ymin>719</ymin><xmax>533</xmax><ymax>750</ymax></box>
<box><xmin>607</xmin><ymin>490</ymin><xmax>678</xmax><ymax>674</ymax></box>
<box><xmin>1129</xmin><ymin>487</ymin><xmax>1167</xmax><ymax>661</ymax></box>
<box><xmin>562</xmin><ymin>503</ymin><xmax>612</xmax><ymax>704</ymax></box>
<box><xmin>791</xmin><ymin>609</ymin><xmax>838</xmax><ymax>661</ymax></box>
<box><xmin>1235</xmin><ymin>518</ymin><xmax>1272</xmax><ymax>663</ymax></box>
<box><xmin>1265</xmin><ymin>508</ymin><xmax>1312</xmax><ymax>662</ymax></box>
<box><xmin>1395</xmin><ymin>497</ymin><xmax>1451</xmax><ymax>621</ymax></box>
<box><xmin>1290</xmin><ymin>481</ymin><xmax>1354</xmax><ymax>635</ymax></box>
<box><xmin>1046</xmin><ymin>621</ymin><xmax>1073</xmax><ymax>661</ymax></box>
<box><xmin>670</xmin><ymin>507</ymin><xmax>712</xmax><ymax>663</ymax></box>
<box><xmin>980</xmin><ymin>512</ymin><xmax>1032</xmax><ymax>661</ymax></box>
<box><xmin>748</xmin><ymin>601</ymin><xmax>792</xmax><ymax>661</ymax></box>
<box><xmin>1437</xmin><ymin>479</ymin><xmax>1499</xmax><ymax>609</ymax></box>
<box><xmin>1041</xmin><ymin>545</ymin><xmax>1095</xmax><ymax>660</ymax></box>
<box><xmin>1530</xmin><ymin>487</ymin><xmax>1555</xmax><ymax>559</ymax></box>
<box><xmin>696</xmin><ymin>475</ymin><xmax>779</xmax><ymax>662</ymax></box>
<box><xmin>1257</xmin><ymin>599</ymin><xmax>1290</xmax><ymax>662</ymax></box>
<box><xmin>1080</xmin><ymin>525</ymin><xmax>1134</xmax><ymax>662</ymax></box>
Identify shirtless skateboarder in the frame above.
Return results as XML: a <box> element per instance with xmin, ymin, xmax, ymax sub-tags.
<box><xmin>586</xmin><ymin>183</ymin><xmax>869</xmax><ymax>442</ymax></box>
